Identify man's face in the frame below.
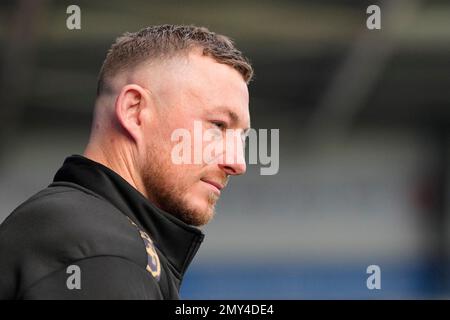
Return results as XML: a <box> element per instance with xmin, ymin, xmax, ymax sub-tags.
<box><xmin>140</xmin><ymin>51</ymin><xmax>250</xmax><ymax>226</ymax></box>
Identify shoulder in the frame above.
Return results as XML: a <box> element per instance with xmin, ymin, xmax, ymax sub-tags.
<box><xmin>0</xmin><ymin>183</ymin><xmax>142</xmax><ymax>257</ymax></box>
<box><xmin>0</xmin><ymin>183</ymin><xmax>147</xmax><ymax>298</ymax></box>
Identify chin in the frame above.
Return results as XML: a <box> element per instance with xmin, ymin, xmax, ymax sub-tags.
<box><xmin>147</xmin><ymin>183</ymin><xmax>217</xmax><ymax>226</ymax></box>
<box><xmin>189</xmin><ymin>200</ymin><xmax>216</xmax><ymax>226</ymax></box>
<box><xmin>180</xmin><ymin>194</ymin><xmax>217</xmax><ymax>226</ymax></box>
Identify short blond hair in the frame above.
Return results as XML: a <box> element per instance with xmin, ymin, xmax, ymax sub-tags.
<box><xmin>97</xmin><ymin>24</ymin><xmax>253</xmax><ymax>95</ymax></box>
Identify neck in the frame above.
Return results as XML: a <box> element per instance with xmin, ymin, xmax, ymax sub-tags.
<box><xmin>83</xmin><ymin>138</ymin><xmax>148</xmax><ymax>199</ymax></box>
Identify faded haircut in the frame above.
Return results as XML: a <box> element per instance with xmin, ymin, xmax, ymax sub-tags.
<box><xmin>97</xmin><ymin>24</ymin><xmax>253</xmax><ymax>95</ymax></box>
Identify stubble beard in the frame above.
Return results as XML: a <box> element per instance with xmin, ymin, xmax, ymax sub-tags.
<box><xmin>141</xmin><ymin>146</ymin><xmax>218</xmax><ymax>226</ymax></box>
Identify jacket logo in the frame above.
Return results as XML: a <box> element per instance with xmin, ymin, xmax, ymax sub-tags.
<box><xmin>127</xmin><ymin>218</ymin><xmax>161</xmax><ymax>281</ymax></box>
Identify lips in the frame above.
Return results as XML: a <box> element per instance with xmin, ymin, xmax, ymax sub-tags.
<box><xmin>201</xmin><ymin>179</ymin><xmax>224</xmax><ymax>194</ymax></box>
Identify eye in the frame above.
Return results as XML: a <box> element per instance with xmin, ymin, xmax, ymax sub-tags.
<box><xmin>211</xmin><ymin>121</ymin><xmax>226</xmax><ymax>130</ymax></box>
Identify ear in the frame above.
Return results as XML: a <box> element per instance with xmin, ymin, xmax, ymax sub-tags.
<box><xmin>114</xmin><ymin>84</ymin><xmax>150</xmax><ymax>144</ymax></box>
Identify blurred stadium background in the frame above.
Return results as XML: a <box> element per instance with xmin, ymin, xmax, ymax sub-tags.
<box><xmin>1</xmin><ymin>0</ymin><xmax>450</xmax><ymax>299</ymax></box>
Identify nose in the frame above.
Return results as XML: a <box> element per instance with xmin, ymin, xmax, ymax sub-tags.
<box><xmin>218</xmin><ymin>161</ymin><xmax>246</xmax><ymax>176</ymax></box>
<box><xmin>218</xmin><ymin>135</ymin><xmax>247</xmax><ymax>176</ymax></box>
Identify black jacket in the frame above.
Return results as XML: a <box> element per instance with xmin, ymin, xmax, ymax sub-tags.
<box><xmin>0</xmin><ymin>155</ymin><xmax>204</xmax><ymax>299</ymax></box>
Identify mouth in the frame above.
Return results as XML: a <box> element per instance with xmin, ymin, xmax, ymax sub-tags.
<box><xmin>201</xmin><ymin>179</ymin><xmax>224</xmax><ymax>195</ymax></box>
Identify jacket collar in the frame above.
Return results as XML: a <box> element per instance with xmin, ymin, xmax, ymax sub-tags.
<box><xmin>52</xmin><ymin>155</ymin><xmax>204</xmax><ymax>279</ymax></box>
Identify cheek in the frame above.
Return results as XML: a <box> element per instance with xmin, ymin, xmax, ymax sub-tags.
<box><xmin>170</xmin><ymin>162</ymin><xmax>203</xmax><ymax>189</ymax></box>
<box><xmin>205</xmin><ymin>140</ymin><xmax>226</xmax><ymax>164</ymax></box>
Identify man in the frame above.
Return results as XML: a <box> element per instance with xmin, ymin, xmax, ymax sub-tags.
<box><xmin>0</xmin><ymin>25</ymin><xmax>253</xmax><ymax>299</ymax></box>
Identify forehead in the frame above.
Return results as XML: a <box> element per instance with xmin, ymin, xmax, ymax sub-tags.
<box><xmin>174</xmin><ymin>51</ymin><xmax>250</xmax><ymax>126</ymax></box>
